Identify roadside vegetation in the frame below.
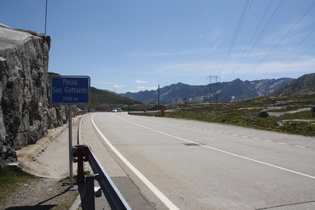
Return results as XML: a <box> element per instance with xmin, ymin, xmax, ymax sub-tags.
<box><xmin>89</xmin><ymin>87</ymin><xmax>141</xmax><ymax>110</ymax></box>
<box><xmin>129</xmin><ymin>94</ymin><xmax>315</xmax><ymax>136</ymax></box>
<box><xmin>167</xmin><ymin>95</ymin><xmax>315</xmax><ymax>136</ymax></box>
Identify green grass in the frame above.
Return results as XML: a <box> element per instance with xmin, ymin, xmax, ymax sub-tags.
<box><xmin>167</xmin><ymin>110</ymin><xmax>315</xmax><ymax>136</ymax></box>
<box><xmin>90</xmin><ymin>87</ymin><xmax>141</xmax><ymax>110</ymax></box>
<box><xmin>165</xmin><ymin>99</ymin><xmax>315</xmax><ymax>136</ymax></box>
<box><xmin>0</xmin><ymin>166</ymin><xmax>37</xmax><ymax>203</ymax></box>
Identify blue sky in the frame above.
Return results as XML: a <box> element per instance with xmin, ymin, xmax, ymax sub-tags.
<box><xmin>1</xmin><ymin>0</ymin><xmax>315</xmax><ymax>93</ymax></box>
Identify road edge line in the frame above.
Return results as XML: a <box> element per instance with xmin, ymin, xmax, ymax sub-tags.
<box><xmin>91</xmin><ymin>114</ymin><xmax>180</xmax><ymax>210</ymax></box>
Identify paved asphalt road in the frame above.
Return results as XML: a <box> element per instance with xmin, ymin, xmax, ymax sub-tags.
<box><xmin>81</xmin><ymin>112</ymin><xmax>315</xmax><ymax>209</ymax></box>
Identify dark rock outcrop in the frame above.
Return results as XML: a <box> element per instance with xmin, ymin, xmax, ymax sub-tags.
<box><xmin>0</xmin><ymin>24</ymin><xmax>68</xmax><ymax>167</ymax></box>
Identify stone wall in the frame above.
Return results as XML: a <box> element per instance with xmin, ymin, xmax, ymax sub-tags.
<box><xmin>0</xmin><ymin>24</ymin><xmax>69</xmax><ymax>167</ymax></box>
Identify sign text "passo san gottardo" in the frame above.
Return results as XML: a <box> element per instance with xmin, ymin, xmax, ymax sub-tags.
<box><xmin>50</xmin><ymin>75</ymin><xmax>90</xmax><ymax>104</ymax></box>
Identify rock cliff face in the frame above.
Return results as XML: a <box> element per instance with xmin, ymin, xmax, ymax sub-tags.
<box><xmin>0</xmin><ymin>24</ymin><xmax>68</xmax><ymax>167</ymax></box>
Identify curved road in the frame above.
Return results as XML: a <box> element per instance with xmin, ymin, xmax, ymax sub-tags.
<box><xmin>81</xmin><ymin>112</ymin><xmax>315</xmax><ymax>209</ymax></box>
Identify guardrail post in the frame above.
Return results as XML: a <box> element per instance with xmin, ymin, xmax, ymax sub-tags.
<box><xmin>85</xmin><ymin>176</ymin><xmax>95</xmax><ymax>210</ymax></box>
<box><xmin>73</xmin><ymin>145</ymin><xmax>131</xmax><ymax>210</ymax></box>
<box><xmin>73</xmin><ymin>145</ymin><xmax>89</xmax><ymax>183</ymax></box>
<box><xmin>77</xmin><ymin>146</ymin><xmax>85</xmax><ymax>182</ymax></box>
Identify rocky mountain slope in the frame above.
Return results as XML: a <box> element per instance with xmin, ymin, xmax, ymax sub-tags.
<box><xmin>269</xmin><ymin>73</ymin><xmax>315</xmax><ymax>96</ymax></box>
<box><xmin>121</xmin><ymin>78</ymin><xmax>294</xmax><ymax>104</ymax></box>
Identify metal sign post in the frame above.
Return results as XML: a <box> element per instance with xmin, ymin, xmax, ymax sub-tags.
<box><xmin>50</xmin><ymin>75</ymin><xmax>90</xmax><ymax>188</ymax></box>
<box><xmin>68</xmin><ymin>104</ymin><xmax>73</xmax><ymax>187</ymax></box>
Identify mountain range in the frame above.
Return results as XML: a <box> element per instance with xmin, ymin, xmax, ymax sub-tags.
<box><xmin>88</xmin><ymin>73</ymin><xmax>314</xmax><ymax>107</ymax></box>
<box><xmin>120</xmin><ymin>77</ymin><xmax>296</xmax><ymax>104</ymax></box>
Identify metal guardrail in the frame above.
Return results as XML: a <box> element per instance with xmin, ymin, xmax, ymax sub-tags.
<box><xmin>73</xmin><ymin>145</ymin><xmax>132</xmax><ymax>210</ymax></box>
<box><xmin>128</xmin><ymin>111</ymin><xmax>159</xmax><ymax>117</ymax></box>
<box><xmin>128</xmin><ymin>107</ymin><xmax>167</xmax><ymax>117</ymax></box>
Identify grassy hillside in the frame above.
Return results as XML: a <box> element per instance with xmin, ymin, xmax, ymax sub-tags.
<box><xmin>166</xmin><ymin>94</ymin><xmax>315</xmax><ymax>136</ymax></box>
<box><xmin>89</xmin><ymin>87</ymin><xmax>141</xmax><ymax>109</ymax></box>
<box><xmin>128</xmin><ymin>92</ymin><xmax>315</xmax><ymax>136</ymax></box>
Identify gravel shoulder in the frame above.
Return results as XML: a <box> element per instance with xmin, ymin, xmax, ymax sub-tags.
<box><xmin>0</xmin><ymin>116</ymin><xmax>83</xmax><ymax>210</ymax></box>
<box><xmin>0</xmin><ymin>177</ymin><xmax>78</xmax><ymax>210</ymax></box>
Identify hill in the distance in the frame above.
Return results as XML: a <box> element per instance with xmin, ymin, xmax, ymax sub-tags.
<box><xmin>89</xmin><ymin>87</ymin><xmax>141</xmax><ymax>110</ymax></box>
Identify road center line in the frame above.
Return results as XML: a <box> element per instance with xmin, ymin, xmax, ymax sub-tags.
<box><xmin>116</xmin><ymin>115</ymin><xmax>315</xmax><ymax>180</ymax></box>
<box><xmin>91</xmin><ymin>114</ymin><xmax>180</xmax><ymax>210</ymax></box>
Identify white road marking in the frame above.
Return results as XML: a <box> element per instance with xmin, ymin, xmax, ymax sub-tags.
<box><xmin>295</xmin><ymin>145</ymin><xmax>306</xmax><ymax>148</ymax></box>
<box><xmin>116</xmin><ymin>115</ymin><xmax>315</xmax><ymax>180</ymax></box>
<box><xmin>91</xmin><ymin>115</ymin><xmax>180</xmax><ymax>210</ymax></box>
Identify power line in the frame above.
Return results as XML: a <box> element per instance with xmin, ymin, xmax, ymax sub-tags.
<box><xmin>217</xmin><ymin>0</ymin><xmax>250</xmax><ymax>76</ymax></box>
<box><xmin>204</xmin><ymin>76</ymin><xmax>220</xmax><ymax>102</ymax></box>
<box><xmin>226</xmin><ymin>0</ymin><xmax>273</xmax><ymax>81</ymax></box>
<box><xmin>244</xmin><ymin>1</ymin><xmax>315</xmax><ymax>77</ymax></box>
<box><xmin>260</xmin><ymin>27</ymin><xmax>315</xmax><ymax>79</ymax></box>
<box><xmin>268</xmin><ymin>43</ymin><xmax>315</xmax><ymax>79</ymax></box>
<box><xmin>233</xmin><ymin>0</ymin><xmax>285</xmax><ymax>77</ymax></box>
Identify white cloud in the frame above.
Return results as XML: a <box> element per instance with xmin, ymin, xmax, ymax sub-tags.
<box><xmin>102</xmin><ymin>82</ymin><xmax>113</xmax><ymax>85</ymax></box>
<box><xmin>135</xmin><ymin>80</ymin><xmax>149</xmax><ymax>84</ymax></box>
<box><xmin>155</xmin><ymin>62</ymin><xmax>220</xmax><ymax>75</ymax></box>
<box><xmin>208</xmin><ymin>28</ymin><xmax>225</xmax><ymax>41</ymax></box>
<box><xmin>125</xmin><ymin>89</ymin><xmax>138</xmax><ymax>93</ymax></box>
<box><xmin>137</xmin><ymin>86</ymin><xmax>157</xmax><ymax>91</ymax></box>
<box><xmin>212</xmin><ymin>38</ymin><xmax>223</xmax><ymax>52</ymax></box>
<box><xmin>152</xmin><ymin>54</ymin><xmax>315</xmax><ymax>82</ymax></box>
<box><xmin>114</xmin><ymin>85</ymin><xmax>124</xmax><ymax>88</ymax></box>
<box><xmin>129</xmin><ymin>48</ymin><xmax>212</xmax><ymax>57</ymax></box>
<box><xmin>262</xmin><ymin>20</ymin><xmax>311</xmax><ymax>45</ymax></box>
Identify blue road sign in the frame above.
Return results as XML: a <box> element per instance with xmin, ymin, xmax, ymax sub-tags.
<box><xmin>50</xmin><ymin>75</ymin><xmax>90</xmax><ymax>104</ymax></box>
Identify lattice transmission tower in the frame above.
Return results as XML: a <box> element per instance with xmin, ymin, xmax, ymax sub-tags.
<box><xmin>204</xmin><ymin>76</ymin><xmax>219</xmax><ymax>102</ymax></box>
